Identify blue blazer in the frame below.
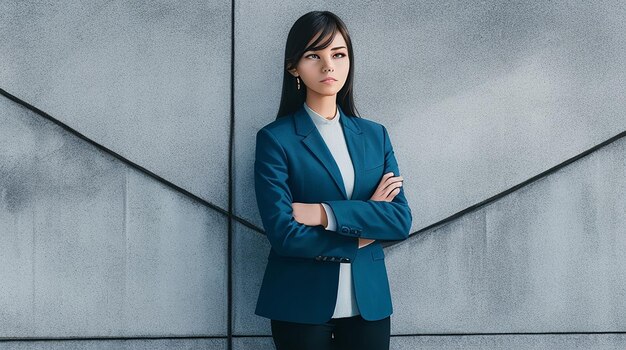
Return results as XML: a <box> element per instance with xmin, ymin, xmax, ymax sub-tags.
<box><xmin>254</xmin><ymin>103</ymin><xmax>412</xmax><ymax>324</ymax></box>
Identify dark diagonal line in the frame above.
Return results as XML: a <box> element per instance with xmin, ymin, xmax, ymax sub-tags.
<box><xmin>0</xmin><ymin>85</ymin><xmax>261</xmax><ymax>234</ymax></box>
<box><xmin>3</xmin><ymin>85</ymin><xmax>626</xmax><ymax>341</ymax></box>
<box><xmin>384</xmin><ymin>129</ymin><xmax>626</xmax><ymax>248</ymax></box>
<box><xmin>0</xmin><ymin>87</ymin><xmax>232</xmax><ymax>217</ymax></box>
<box><xmin>2</xmin><ymin>87</ymin><xmax>624</xmax><ymax>249</ymax></box>
<box><xmin>241</xmin><ymin>129</ymin><xmax>626</xmax><ymax>245</ymax></box>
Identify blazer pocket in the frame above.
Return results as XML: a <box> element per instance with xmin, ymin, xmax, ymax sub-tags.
<box><xmin>364</xmin><ymin>162</ymin><xmax>384</xmax><ymax>171</ymax></box>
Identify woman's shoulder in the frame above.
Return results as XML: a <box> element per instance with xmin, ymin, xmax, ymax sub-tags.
<box><xmin>257</xmin><ymin>110</ymin><xmax>386</xmax><ymax>141</ymax></box>
<box><xmin>353</xmin><ymin>115</ymin><xmax>382</xmax><ymax>128</ymax></box>
<box><xmin>351</xmin><ymin>114</ymin><xmax>386</xmax><ymax>136</ymax></box>
<box><xmin>257</xmin><ymin>113</ymin><xmax>294</xmax><ymax>135</ymax></box>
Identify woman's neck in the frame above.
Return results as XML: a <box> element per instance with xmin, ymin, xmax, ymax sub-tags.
<box><xmin>305</xmin><ymin>95</ymin><xmax>337</xmax><ymax>120</ymax></box>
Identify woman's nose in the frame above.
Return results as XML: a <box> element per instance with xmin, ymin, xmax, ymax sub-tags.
<box><xmin>321</xmin><ymin>58</ymin><xmax>334</xmax><ymax>71</ymax></box>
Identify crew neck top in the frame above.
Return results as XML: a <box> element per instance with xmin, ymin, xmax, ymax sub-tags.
<box><xmin>303</xmin><ymin>101</ymin><xmax>360</xmax><ymax>319</ymax></box>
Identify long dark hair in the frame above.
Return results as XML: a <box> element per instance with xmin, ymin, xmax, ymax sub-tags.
<box><xmin>276</xmin><ymin>11</ymin><xmax>361</xmax><ymax>120</ymax></box>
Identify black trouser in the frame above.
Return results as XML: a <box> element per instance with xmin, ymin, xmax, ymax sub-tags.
<box><xmin>271</xmin><ymin>314</ymin><xmax>390</xmax><ymax>350</ymax></box>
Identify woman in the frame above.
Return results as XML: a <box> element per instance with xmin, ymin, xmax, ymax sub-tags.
<box><xmin>254</xmin><ymin>10</ymin><xmax>412</xmax><ymax>350</ymax></box>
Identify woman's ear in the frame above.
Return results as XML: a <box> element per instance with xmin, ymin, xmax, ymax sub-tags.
<box><xmin>287</xmin><ymin>68</ymin><xmax>298</xmax><ymax>77</ymax></box>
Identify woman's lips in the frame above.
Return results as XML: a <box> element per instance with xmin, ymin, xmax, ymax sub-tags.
<box><xmin>320</xmin><ymin>78</ymin><xmax>337</xmax><ymax>84</ymax></box>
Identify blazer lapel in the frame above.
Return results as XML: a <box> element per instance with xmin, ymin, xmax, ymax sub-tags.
<box><xmin>294</xmin><ymin>103</ymin><xmax>364</xmax><ymax>200</ymax></box>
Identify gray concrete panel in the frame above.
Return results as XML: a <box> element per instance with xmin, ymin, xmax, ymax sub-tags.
<box><xmin>233</xmin><ymin>337</ymin><xmax>275</xmax><ymax>350</ymax></box>
<box><xmin>391</xmin><ymin>334</ymin><xmax>626</xmax><ymax>349</ymax></box>
<box><xmin>350</xmin><ymin>0</ymin><xmax>626</xmax><ymax>231</ymax></box>
<box><xmin>387</xmin><ymin>211</ymin><xmax>489</xmax><ymax>333</ymax></box>
<box><xmin>4</xmin><ymin>0</ymin><xmax>626</xmax><ymax>345</ymax></box>
<box><xmin>232</xmin><ymin>0</ymin><xmax>285</xmax><ymax>227</ymax></box>
<box><xmin>1</xmin><ymin>99</ymin><xmax>71</xmax><ymax>335</ymax></box>
<box><xmin>233</xmin><ymin>1</ymin><xmax>626</xmax><ymax>236</ymax></box>
<box><xmin>0</xmin><ymin>1</ymin><xmax>231</xmax><ymax>208</ymax></box>
<box><xmin>233</xmin><ymin>334</ymin><xmax>626</xmax><ymax>349</ymax></box>
<box><xmin>1</xmin><ymin>96</ymin><xmax>228</xmax><ymax>337</ymax></box>
<box><xmin>123</xmin><ymin>170</ymin><xmax>229</xmax><ymax>337</ymax></box>
<box><xmin>1</xmin><ymin>97</ymin><xmax>127</xmax><ymax>337</ymax></box>
<box><xmin>389</xmin><ymin>136</ymin><xmax>626</xmax><ymax>334</ymax></box>
<box><xmin>232</xmin><ymin>221</ymin><xmax>271</xmax><ymax>335</ymax></box>
<box><xmin>0</xmin><ymin>338</ymin><xmax>226</xmax><ymax>350</ymax></box>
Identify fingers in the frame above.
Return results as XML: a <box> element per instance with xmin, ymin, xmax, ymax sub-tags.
<box><xmin>383</xmin><ymin>186</ymin><xmax>401</xmax><ymax>201</ymax></box>
<box><xmin>385</xmin><ymin>187</ymin><xmax>401</xmax><ymax>201</ymax></box>
<box><xmin>380</xmin><ymin>173</ymin><xmax>403</xmax><ymax>190</ymax></box>
<box><xmin>381</xmin><ymin>172</ymin><xmax>395</xmax><ymax>180</ymax></box>
<box><xmin>370</xmin><ymin>172</ymin><xmax>404</xmax><ymax>202</ymax></box>
<box><xmin>381</xmin><ymin>174</ymin><xmax>403</xmax><ymax>200</ymax></box>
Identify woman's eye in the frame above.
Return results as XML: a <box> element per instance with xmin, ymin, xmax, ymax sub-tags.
<box><xmin>306</xmin><ymin>53</ymin><xmax>347</xmax><ymax>59</ymax></box>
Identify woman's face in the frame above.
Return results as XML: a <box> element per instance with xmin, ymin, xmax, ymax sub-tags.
<box><xmin>290</xmin><ymin>31</ymin><xmax>350</xmax><ymax>97</ymax></box>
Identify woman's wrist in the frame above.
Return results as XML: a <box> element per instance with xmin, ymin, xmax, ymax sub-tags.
<box><xmin>319</xmin><ymin>203</ymin><xmax>328</xmax><ymax>227</ymax></box>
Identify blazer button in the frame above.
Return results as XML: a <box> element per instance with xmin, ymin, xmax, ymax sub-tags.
<box><xmin>315</xmin><ymin>256</ymin><xmax>322</xmax><ymax>261</ymax></box>
<box><xmin>340</xmin><ymin>258</ymin><xmax>350</xmax><ymax>263</ymax></box>
<box><xmin>350</xmin><ymin>229</ymin><xmax>359</xmax><ymax>236</ymax></box>
<box><xmin>341</xmin><ymin>226</ymin><xmax>350</xmax><ymax>233</ymax></box>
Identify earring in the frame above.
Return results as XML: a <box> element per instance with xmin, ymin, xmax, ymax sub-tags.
<box><xmin>296</xmin><ymin>76</ymin><xmax>300</xmax><ymax>90</ymax></box>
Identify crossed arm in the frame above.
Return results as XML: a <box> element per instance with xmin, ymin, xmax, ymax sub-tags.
<box><xmin>291</xmin><ymin>170</ymin><xmax>404</xmax><ymax>247</ymax></box>
<box><xmin>254</xmin><ymin>125</ymin><xmax>412</xmax><ymax>260</ymax></box>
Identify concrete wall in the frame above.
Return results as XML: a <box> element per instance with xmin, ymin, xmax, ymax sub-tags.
<box><xmin>1</xmin><ymin>1</ymin><xmax>625</xmax><ymax>349</ymax></box>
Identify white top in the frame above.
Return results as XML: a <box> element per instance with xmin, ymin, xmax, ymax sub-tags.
<box><xmin>303</xmin><ymin>101</ymin><xmax>360</xmax><ymax>318</ymax></box>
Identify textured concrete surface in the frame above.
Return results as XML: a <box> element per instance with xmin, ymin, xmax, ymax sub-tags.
<box><xmin>233</xmin><ymin>334</ymin><xmax>626</xmax><ymax>350</ymax></box>
<box><xmin>232</xmin><ymin>221</ymin><xmax>271</xmax><ymax>335</ymax></box>
<box><xmin>390</xmin><ymin>334</ymin><xmax>626</xmax><ymax>349</ymax></box>
<box><xmin>0</xmin><ymin>339</ymin><xmax>226</xmax><ymax>350</ymax></box>
<box><xmin>0</xmin><ymin>1</ymin><xmax>231</xmax><ymax>208</ymax></box>
<box><xmin>0</xmin><ymin>97</ymin><xmax>229</xmax><ymax>338</ymax></box>
<box><xmin>233</xmin><ymin>337</ymin><xmax>274</xmax><ymax>350</ymax></box>
<box><xmin>3</xmin><ymin>0</ymin><xmax>626</xmax><ymax>348</ymax></box>
<box><xmin>233</xmin><ymin>133</ymin><xmax>625</xmax><ymax>335</ymax></box>
<box><xmin>234</xmin><ymin>0</ymin><xmax>626</xmax><ymax>234</ymax></box>
<box><xmin>389</xmin><ymin>136</ymin><xmax>626</xmax><ymax>334</ymax></box>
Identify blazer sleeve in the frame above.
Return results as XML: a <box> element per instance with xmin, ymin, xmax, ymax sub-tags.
<box><xmin>254</xmin><ymin>127</ymin><xmax>359</xmax><ymax>261</ymax></box>
<box><xmin>321</xmin><ymin>125</ymin><xmax>412</xmax><ymax>242</ymax></box>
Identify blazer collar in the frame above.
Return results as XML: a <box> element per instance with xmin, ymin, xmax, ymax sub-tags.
<box><xmin>293</xmin><ymin>103</ymin><xmax>364</xmax><ymax>200</ymax></box>
<box><xmin>294</xmin><ymin>103</ymin><xmax>362</xmax><ymax>136</ymax></box>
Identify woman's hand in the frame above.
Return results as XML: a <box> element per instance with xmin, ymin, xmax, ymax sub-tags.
<box><xmin>290</xmin><ymin>202</ymin><xmax>380</xmax><ymax>249</ymax></box>
<box><xmin>370</xmin><ymin>172</ymin><xmax>403</xmax><ymax>202</ymax></box>
<box><xmin>359</xmin><ymin>172</ymin><xmax>404</xmax><ymax>249</ymax></box>
<box><xmin>291</xmin><ymin>172</ymin><xmax>404</xmax><ymax>249</ymax></box>
<box><xmin>291</xmin><ymin>202</ymin><xmax>325</xmax><ymax>227</ymax></box>
<box><xmin>358</xmin><ymin>238</ymin><xmax>375</xmax><ymax>248</ymax></box>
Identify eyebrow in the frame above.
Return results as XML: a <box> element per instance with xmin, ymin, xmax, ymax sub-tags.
<box><xmin>307</xmin><ymin>46</ymin><xmax>347</xmax><ymax>52</ymax></box>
